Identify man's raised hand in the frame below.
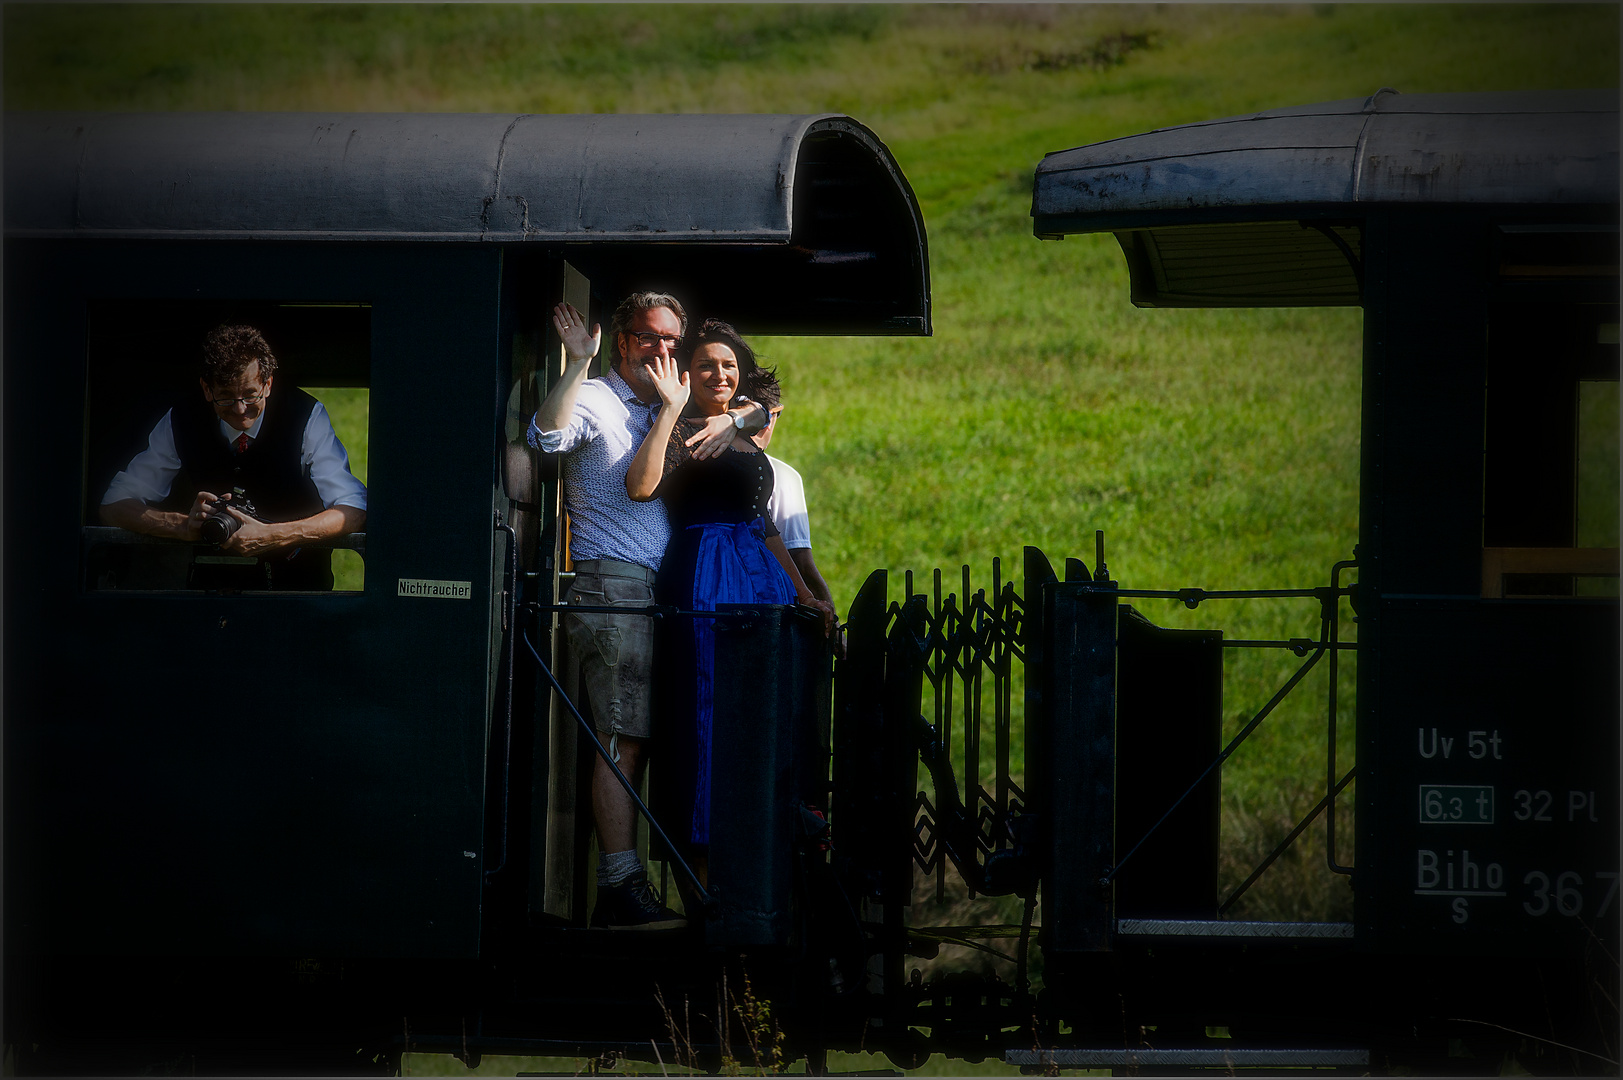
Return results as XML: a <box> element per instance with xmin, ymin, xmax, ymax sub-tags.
<box><xmin>552</xmin><ymin>302</ymin><xmax>600</xmax><ymax>362</ymax></box>
<box><xmin>644</xmin><ymin>354</ymin><xmax>690</xmax><ymax>411</ymax></box>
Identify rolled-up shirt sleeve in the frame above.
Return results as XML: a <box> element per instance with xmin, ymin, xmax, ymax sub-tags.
<box><xmin>302</xmin><ymin>402</ymin><xmax>368</xmax><ymax>511</ymax></box>
<box><xmin>102</xmin><ymin>411</ymin><xmax>181</xmax><ymax>505</ymax></box>
<box><xmin>527</xmin><ymin>394</ymin><xmax>599</xmax><ymax>454</ymax></box>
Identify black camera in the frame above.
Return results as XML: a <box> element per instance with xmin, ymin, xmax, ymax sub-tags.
<box><xmin>200</xmin><ymin>487</ymin><xmax>263</xmax><ymax>545</ymax></box>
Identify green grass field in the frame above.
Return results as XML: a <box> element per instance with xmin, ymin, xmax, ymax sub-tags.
<box><xmin>304</xmin><ymin>387</ymin><xmax>370</xmax><ymax>590</ymax></box>
<box><xmin>12</xmin><ymin>5</ymin><xmax>1614</xmax><ymax>1072</ymax></box>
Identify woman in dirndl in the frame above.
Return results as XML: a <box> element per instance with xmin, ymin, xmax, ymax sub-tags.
<box><xmin>624</xmin><ymin>318</ymin><xmax>835</xmax><ymax>869</ymax></box>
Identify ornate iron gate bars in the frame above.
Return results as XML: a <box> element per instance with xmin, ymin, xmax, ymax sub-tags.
<box><xmin>902</xmin><ymin>562</ymin><xmax>1027</xmax><ymax>900</ymax></box>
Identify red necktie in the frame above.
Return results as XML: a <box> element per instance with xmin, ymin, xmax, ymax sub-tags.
<box><xmin>235</xmin><ymin>434</ymin><xmax>250</xmax><ymax>454</ymax></box>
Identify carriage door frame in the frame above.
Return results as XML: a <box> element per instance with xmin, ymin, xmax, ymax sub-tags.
<box><xmin>519</xmin><ymin>258</ymin><xmax>600</xmax><ymax>924</ymax></box>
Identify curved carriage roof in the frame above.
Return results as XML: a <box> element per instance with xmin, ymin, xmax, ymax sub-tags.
<box><xmin>1031</xmin><ymin>89</ymin><xmax>1618</xmax><ymax>307</ymax></box>
<box><xmin>6</xmin><ymin>111</ymin><xmax>931</xmax><ymax>333</ymax></box>
<box><xmin>7</xmin><ymin>111</ymin><xmax>914</xmax><ymax>242</ymax></box>
<box><xmin>1034</xmin><ymin>89</ymin><xmax>1618</xmax><ymax>228</ymax></box>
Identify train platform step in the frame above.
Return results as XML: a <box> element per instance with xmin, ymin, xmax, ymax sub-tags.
<box><xmin>1115</xmin><ymin>918</ymin><xmax>1354</xmax><ymax>940</ymax></box>
<box><xmin>1007</xmin><ymin>1046</ymin><xmax>1369</xmax><ymax>1071</ymax></box>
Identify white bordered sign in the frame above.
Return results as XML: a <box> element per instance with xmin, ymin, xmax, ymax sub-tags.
<box><xmin>397</xmin><ymin>578</ymin><xmax>472</xmax><ymax>599</ymax></box>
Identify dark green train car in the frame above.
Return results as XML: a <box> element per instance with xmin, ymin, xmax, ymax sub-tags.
<box><xmin>3</xmin><ymin>111</ymin><xmax>929</xmax><ymax>1072</ymax></box>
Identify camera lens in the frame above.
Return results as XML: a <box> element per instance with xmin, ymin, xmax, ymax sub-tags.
<box><xmin>200</xmin><ymin>506</ymin><xmax>241</xmax><ymax>545</ymax></box>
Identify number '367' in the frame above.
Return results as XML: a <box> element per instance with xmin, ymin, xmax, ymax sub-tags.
<box><xmin>1523</xmin><ymin>871</ymin><xmax>1619</xmax><ymax>917</ymax></box>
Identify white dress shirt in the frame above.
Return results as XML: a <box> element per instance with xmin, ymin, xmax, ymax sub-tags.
<box><xmin>101</xmin><ymin>401</ymin><xmax>368</xmax><ymax>511</ymax></box>
<box><xmin>527</xmin><ymin>368</ymin><xmax>670</xmax><ymax>572</ymax></box>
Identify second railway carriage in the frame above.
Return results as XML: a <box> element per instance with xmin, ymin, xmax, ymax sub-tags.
<box><xmin>1002</xmin><ymin>87</ymin><xmax>1619</xmax><ymax>1072</ymax></box>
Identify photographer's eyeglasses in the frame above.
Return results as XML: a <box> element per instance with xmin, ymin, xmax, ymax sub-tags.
<box><xmin>207</xmin><ymin>391</ymin><xmax>268</xmax><ymax>409</ymax></box>
<box><xmin>629</xmin><ymin>332</ymin><xmax>683</xmax><ymax>350</ymax></box>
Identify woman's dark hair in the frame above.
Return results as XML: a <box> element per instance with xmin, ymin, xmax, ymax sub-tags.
<box><xmin>685</xmin><ymin>318</ymin><xmax>781</xmax><ymax>407</ymax></box>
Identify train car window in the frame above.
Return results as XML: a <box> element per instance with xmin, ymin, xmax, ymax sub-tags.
<box><xmin>1575</xmin><ymin>378</ymin><xmax>1619</xmax><ymax>595</ymax></box>
<box><xmin>303</xmin><ymin>384</ymin><xmax>369</xmax><ymax>592</ymax></box>
<box><xmin>82</xmin><ymin>300</ymin><xmax>370</xmax><ymax>594</ymax></box>
<box><xmin>1497</xmin><ymin>225</ymin><xmax>1620</xmax><ymax>280</ymax></box>
<box><xmin>1482</xmin><ymin>303</ymin><xmax>1620</xmax><ymax>598</ymax></box>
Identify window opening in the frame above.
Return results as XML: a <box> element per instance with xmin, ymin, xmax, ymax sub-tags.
<box><xmin>1483</xmin><ymin>303</ymin><xmax>1620</xmax><ymax>598</ymax></box>
<box><xmin>83</xmin><ymin>300</ymin><xmax>370</xmax><ymax>594</ymax></box>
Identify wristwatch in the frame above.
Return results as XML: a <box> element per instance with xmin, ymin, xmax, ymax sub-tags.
<box><xmin>732</xmin><ymin>408</ymin><xmax>750</xmax><ymax>431</ymax></box>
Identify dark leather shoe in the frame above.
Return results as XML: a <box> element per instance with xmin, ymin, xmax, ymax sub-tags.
<box><xmin>591</xmin><ymin>873</ymin><xmax>687</xmax><ymax>931</ymax></box>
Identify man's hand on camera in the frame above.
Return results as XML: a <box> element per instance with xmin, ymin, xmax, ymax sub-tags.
<box><xmin>218</xmin><ymin>509</ymin><xmax>281</xmax><ymax>557</ymax></box>
<box><xmin>182</xmin><ymin>490</ymin><xmax>222</xmax><ymax>543</ymax></box>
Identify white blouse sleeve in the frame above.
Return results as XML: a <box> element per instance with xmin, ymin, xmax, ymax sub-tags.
<box><xmin>767</xmin><ymin>456</ymin><xmax>812</xmax><ymax>550</ymax></box>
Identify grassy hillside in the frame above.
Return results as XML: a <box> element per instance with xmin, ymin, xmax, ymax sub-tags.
<box><xmin>13</xmin><ymin>0</ymin><xmax>1615</xmax><ymax>1009</ymax></box>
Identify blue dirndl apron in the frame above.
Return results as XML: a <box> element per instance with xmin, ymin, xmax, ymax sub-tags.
<box><xmin>683</xmin><ymin>517</ymin><xmax>794</xmax><ymax>845</ymax></box>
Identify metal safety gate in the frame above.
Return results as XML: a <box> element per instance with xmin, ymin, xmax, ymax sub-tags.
<box><xmin>826</xmin><ymin>539</ymin><xmax>1358</xmax><ymax>1059</ymax></box>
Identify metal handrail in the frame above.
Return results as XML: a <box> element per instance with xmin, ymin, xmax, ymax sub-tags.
<box><xmin>1103</xmin><ymin>644</ymin><xmax>1327</xmax><ymax>887</ymax></box>
<box><xmin>522</xmin><ymin>599</ymin><xmax>829</xmax><ymax>624</ymax></box>
<box><xmin>1219</xmin><ymin>766</ymin><xmax>1357</xmax><ymax>913</ymax></box>
<box><xmin>517</xmin><ymin>628</ymin><xmax>714</xmax><ymax>911</ymax></box>
<box><xmin>81</xmin><ymin>524</ymin><xmax>367</xmax><ymax>551</ymax></box>
<box><xmin>1326</xmin><ymin>559</ymin><xmax>1359</xmax><ymax>874</ymax></box>
<box><xmin>1102</xmin><ymin>556</ymin><xmax>1361</xmax><ymax>894</ymax></box>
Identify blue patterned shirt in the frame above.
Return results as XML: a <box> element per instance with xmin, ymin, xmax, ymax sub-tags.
<box><xmin>527</xmin><ymin>367</ymin><xmax>669</xmax><ymax>572</ymax></box>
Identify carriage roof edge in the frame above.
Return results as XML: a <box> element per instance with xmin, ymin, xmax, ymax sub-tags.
<box><xmin>1030</xmin><ymin>88</ymin><xmax>1618</xmax><ymax>309</ymax></box>
<box><xmin>1032</xmin><ymin>88</ymin><xmax>1620</xmax><ymax>228</ymax></box>
<box><xmin>6</xmin><ymin>110</ymin><xmax>933</xmax><ymax>335</ymax></box>
<box><xmin>3</xmin><ymin>111</ymin><xmax>923</xmax><ymax>246</ymax></box>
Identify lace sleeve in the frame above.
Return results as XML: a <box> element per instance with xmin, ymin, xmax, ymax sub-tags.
<box><xmin>655</xmin><ymin>419</ymin><xmax>696</xmax><ymax>497</ymax></box>
<box><xmin>666</xmin><ymin>419</ymin><xmax>696</xmax><ymax>471</ymax></box>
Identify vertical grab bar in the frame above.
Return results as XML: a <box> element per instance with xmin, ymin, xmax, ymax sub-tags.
<box><xmin>485</xmin><ymin>517</ymin><xmax>519</xmax><ymax>881</ymax></box>
<box><xmin>1326</xmin><ymin>558</ymin><xmax>1358</xmax><ymax>875</ymax></box>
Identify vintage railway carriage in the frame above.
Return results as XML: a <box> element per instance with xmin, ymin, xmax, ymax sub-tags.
<box><xmin>4</xmin><ymin>93</ymin><xmax>1618</xmax><ymax>1076</ymax></box>
<box><xmin>1010</xmin><ymin>88</ymin><xmax>1619</xmax><ymax>1071</ymax></box>
<box><xmin>3</xmin><ymin>112</ymin><xmax>928</xmax><ymax>1071</ymax></box>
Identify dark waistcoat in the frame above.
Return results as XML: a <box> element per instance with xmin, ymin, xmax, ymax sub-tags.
<box><xmin>169</xmin><ymin>386</ymin><xmax>332</xmax><ymax>590</ymax></box>
<box><xmin>170</xmin><ymin>386</ymin><xmax>323</xmax><ymax>521</ymax></box>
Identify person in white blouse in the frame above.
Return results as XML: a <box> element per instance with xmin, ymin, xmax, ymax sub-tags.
<box><xmin>751</xmin><ymin>393</ymin><xmax>846</xmax><ymax>658</ymax></box>
<box><xmin>100</xmin><ymin>324</ymin><xmax>367</xmax><ymax>590</ymax></box>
